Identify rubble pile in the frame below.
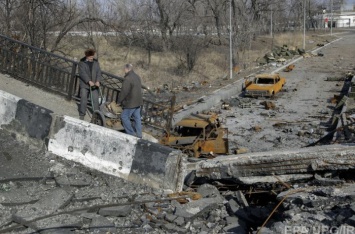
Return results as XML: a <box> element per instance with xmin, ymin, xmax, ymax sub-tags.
<box><xmin>1</xmin><ymin>130</ymin><xmax>354</xmax><ymax>234</ymax></box>
<box><xmin>257</xmin><ymin>45</ymin><xmax>301</xmax><ymax>65</ymax></box>
<box><xmin>263</xmin><ymin>181</ymin><xmax>355</xmax><ymax>233</ymax></box>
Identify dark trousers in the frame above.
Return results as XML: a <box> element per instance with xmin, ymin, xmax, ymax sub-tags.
<box><xmin>79</xmin><ymin>87</ymin><xmax>99</xmax><ymax>116</ymax></box>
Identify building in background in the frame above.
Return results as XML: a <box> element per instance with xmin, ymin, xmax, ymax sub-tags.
<box><xmin>323</xmin><ymin>0</ymin><xmax>355</xmax><ymax>28</ymax></box>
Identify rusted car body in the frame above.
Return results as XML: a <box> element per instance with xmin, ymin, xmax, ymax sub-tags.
<box><xmin>160</xmin><ymin>114</ymin><xmax>229</xmax><ymax>157</ymax></box>
<box><xmin>243</xmin><ymin>73</ymin><xmax>286</xmax><ymax>97</ymax></box>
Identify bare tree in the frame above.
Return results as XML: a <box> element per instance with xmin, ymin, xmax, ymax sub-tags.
<box><xmin>154</xmin><ymin>0</ymin><xmax>191</xmax><ymax>50</ymax></box>
<box><xmin>0</xmin><ymin>0</ymin><xmax>19</xmax><ymax>35</ymax></box>
<box><xmin>203</xmin><ymin>0</ymin><xmax>227</xmax><ymax>44</ymax></box>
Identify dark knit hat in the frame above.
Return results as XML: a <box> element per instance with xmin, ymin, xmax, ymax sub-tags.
<box><xmin>85</xmin><ymin>49</ymin><xmax>96</xmax><ymax>57</ymax></box>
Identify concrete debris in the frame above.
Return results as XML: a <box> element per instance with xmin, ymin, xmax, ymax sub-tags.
<box><xmin>253</xmin><ymin>125</ymin><xmax>262</xmax><ymax>132</ymax></box>
<box><xmin>283</xmin><ymin>64</ymin><xmax>295</xmax><ymax>72</ymax></box>
<box><xmin>226</xmin><ymin>199</ymin><xmax>240</xmax><ymax>215</ymax></box>
<box><xmin>168</xmin><ymin>191</ymin><xmax>202</xmax><ymax>204</ymax></box>
<box><xmin>313</xmin><ymin>173</ymin><xmax>344</xmax><ymax>186</ymax></box>
<box><xmin>196</xmin><ymin>183</ymin><xmax>225</xmax><ymax>203</ymax></box>
<box><xmin>89</xmin><ymin>216</ymin><xmax>115</xmax><ymax>233</ymax></box>
<box><xmin>326</xmin><ymin>76</ymin><xmax>346</xmax><ymax>81</ymax></box>
<box><xmin>163</xmin><ymin>223</ymin><xmax>187</xmax><ymax>233</ymax></box>
<box><xmin>268</xmin><ymin>183</ymin><xmax>355</xmax><ymax>234</ymax></box>
<box><xmin>234</xmin><ymin>147</ymin><xmax>248</xmax><ymax>154</ymax></box>
<box><xmin>33</xmin><ymin>214</ymin><xmax>81</xmax><ymax>233</ymax></box>
<box><xmin>55</xmin><ymin>173</ymin><xmax>92</xmax><ymax>187</ymax></box>
<box><xmin>260</xmin><ymin>101</ymin><xmax>276</xmax><ymax>110</ymax></box>
<box><xmin>98</xmin><ymin>205</ymin><xmax>132</xmax><ymax>217</ymax></box>
<box><xmin>174</xmin><ymin>197</ymin><xmax>222</xmax><ymax>219</ymax></box>
<box><xmin>12</xmin><ymin>188</ymin><xmax>73</xmax><ymax>226</ymax></box>
<box><xmin>1</xmin><ymin>148</ymin><xmax>355</xmax><ymax>234</ymax></box>
<box><xmin>234</xmin><ymin>191</ymin><xmax>249</xmax><ymax>207</ymax></box>
<box><xmin>257</xmin><ymin>44</ymin><xmax>300</xmax><ymax>65</ymax></box>
<box><xmin>221</xmin><ymin>102</ymin><xmax>231</xmax><ymax>110</ymax></box>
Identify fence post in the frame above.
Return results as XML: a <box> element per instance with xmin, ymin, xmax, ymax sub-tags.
<box><xmin>67</xmin><ymin>63</ymin><xmax>77</xmax><ymax>101</ymax></box>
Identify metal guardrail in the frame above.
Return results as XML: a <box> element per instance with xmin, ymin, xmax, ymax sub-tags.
<box><xmin>0</xmin><ymin>34</ymin><xmax>175</xmax><ymax>130</ymax></box>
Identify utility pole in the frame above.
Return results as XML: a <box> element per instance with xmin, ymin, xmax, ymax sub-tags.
<box><xmin>270</xmin><ymin>4</ymin><xmax>273</xmax><ymax>38</ymax></box>
<box><xmin>229</xmin><ymin>0</ymin><xmax>233</xmax><ymax>79</ymax></box>
<box><xmin>330</xmin><ymin>0</ymin><xmax>333</xmax><ymax>35</ymax></box>
<box><xmin>303</xmin><ymin>0</ymin><xmax>306</xmax><ymax>50</ymax></box>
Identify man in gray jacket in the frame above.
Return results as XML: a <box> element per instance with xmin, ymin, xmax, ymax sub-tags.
<box><xmin>117</xmin><ymin>64</ymin><xmax>143</xmax><ymax>138</ymax></box>
<box><xmin>78</xmin><ymin>49</ymin><xmax>102</xmax><ymax>120</ymax></box>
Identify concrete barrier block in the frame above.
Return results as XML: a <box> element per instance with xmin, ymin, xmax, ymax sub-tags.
<box><xmin>48</xmin><ymin>115</ymin><xmax>137</xmax><ymax>180</ymax></box>
<box><xmin>48</xmin><ymin>116</ymin><xmax>185</xmax><ymax>191</ymax></box>
<box><xmin>15</xmin><ymin>99</ymin><xmax>53</xmax><ymax>140</ymax></box>
<box><xmin>0</xmin><ymin>90</ymin><xmax>20</xmax><ymax>127</ymax></box>
<box><xmin>129</xmin><ymin>140</ymin><xmax>184</xmax><ymax>191</ymax></box>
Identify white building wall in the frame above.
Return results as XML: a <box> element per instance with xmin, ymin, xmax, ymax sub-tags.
<box><xmin>337</xmin><ymin>15</ymin><xmax>355</xmax><ymax>27</ymax></box>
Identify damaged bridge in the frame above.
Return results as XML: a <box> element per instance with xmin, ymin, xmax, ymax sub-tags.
<box><xmin>185</xmin><ymin>144</ymin><xmax>355</xmax><ymax>186</ymax></box>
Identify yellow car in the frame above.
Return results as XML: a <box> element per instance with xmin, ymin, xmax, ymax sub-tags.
<box><xmin>243</xmin><ymin>73</ymin><xmax>286</xmax><ymax>97</ymax></box>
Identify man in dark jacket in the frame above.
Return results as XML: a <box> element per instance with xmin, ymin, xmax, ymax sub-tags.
<box><xmin>78</xmin><ymin>49</ymin><xmax>102</xmax><ymax>120</ymax></box>
<box><xmin>117</xmin><ymin>64</ymin><xmax>143</xmax><ymax>138</ymax></box>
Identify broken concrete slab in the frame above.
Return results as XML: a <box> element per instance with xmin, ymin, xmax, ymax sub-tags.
<box><xmin>0</xmin><ymin>187</ymin><xmax>40</xmax><ymax>205</ymax></box>
<box><xmin>196</xmin><ymin>184</ymin><xmax>224</xmax><ymax>203</ymax></box>
<box><xmin>55</xmin><ymin>173</ymin><xmax>92</xmax><ymax>187</ymax></box>
<box><xmin>40</xmin><ymin>229</ymin><xmax>74</xmax><ymax>234</ymax></box>
<box><xmin>346</xmin><ymin>215</ymin><xmax>355</xmax><ymax>226</ymax></box>
<box><xmin>223</xmin><ymin>223</ymin><xmax>247</xmax><ymax>234</ymax></box>
<box><xmin>163</xmin><ymin>223</ymin><xmax>187</xmax><ymax>234</ymax></box>
<box><xmin>189</xmin><ymin>145</ymin><xmax>355</xmax><ymax>183</ymax></box>
<box><xmin>226</xmin><ymin>199</ymin><xmax>240</xmax><ymax>215</ymax></box>
<box><xmin>174</xmin><ymin>197</ymin><xmax>222</xmax><ymax>219</ymax></box>
<box><xmin>89</xmin><ymin>216</ymin><xmax>115</xmax><ymax>233</ymax></box>
<box><xmin>174</xmin><ymin>216</ymin><xmax>185</xmax><ymax>226</ymax></box>
<box><xmin>12</xmin><ymin>188</ymin><xmax>73</xmax><ymax>226</ymax></box>
<box><xmin>313</xmin><ymin>174</ymin><xmax>344</xmax><ymax>186</ymax></box>
<box><xmin>32</xmin><ymin>214</ymin><xmax>81</xmax><ymax>233</ymax></box>
<box><xmin>331</xmin><ymin>183</ymin><xmax>355</xmax><ymax>199</ymax></box>
<box><xmin>237</xmin><ymin>174</ymin><xmax>313</xmax><ymax>185</ymax></box>
<box><xmin>98</xmin><ymin>205</ymin><xmax>132</xmax><ymax>217</ymax></box>
<box><xmin>165</xmin><ymin>213</ymin><xmax>177</xmax><ymax>223</ymax></box>
<box><xmin>234</xmin><ymin>191</ymin><xmax>249</xmax><ymax>207</ymax></box>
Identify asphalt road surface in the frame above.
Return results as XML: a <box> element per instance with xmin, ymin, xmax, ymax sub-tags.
<box><xmin>220</xmin><ymin>31</ymin><xmax>355</xmax><ymax>153</ymax></box>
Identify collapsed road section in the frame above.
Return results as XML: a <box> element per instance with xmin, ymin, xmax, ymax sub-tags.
<box><xmin>185</xmin><ymin>144</ymin><xmax>355</xmax><ymax>185</ymax></box>
<box><xmin>1</xmin><ymin>127</ymin><xmax>355</xmax><ymax>233</ymax></box>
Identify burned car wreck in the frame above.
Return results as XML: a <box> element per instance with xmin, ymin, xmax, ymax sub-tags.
<box><xmin>160</xmin><ymin>113</ymin><xmax>229</xmax><ymax>157</ymax></box>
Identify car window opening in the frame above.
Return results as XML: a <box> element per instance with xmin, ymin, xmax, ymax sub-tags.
<box><xmin>256</xmin><ymin>78</ymin><xmax>275</xmax><ymax>84</ymax></box>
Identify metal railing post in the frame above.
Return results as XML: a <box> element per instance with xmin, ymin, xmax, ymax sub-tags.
<box><xmin>67</xmin><ymin>63</ymin><xmax>77</xmax><ymax>101</ymax></box>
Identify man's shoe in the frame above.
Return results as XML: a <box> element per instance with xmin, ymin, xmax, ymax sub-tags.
<box><xmin>79</xmin><ymin>116</ymin><xmax>85</xmax><ymax>120</ymax></box>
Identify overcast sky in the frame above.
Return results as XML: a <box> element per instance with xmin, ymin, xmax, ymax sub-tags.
<box><xmin>344</xmin><ymin>0</ymin><xmax>355</xmax><ymax>9</ymax></box>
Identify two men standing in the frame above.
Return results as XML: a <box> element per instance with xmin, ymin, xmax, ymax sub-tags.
<box><xmin>78</xmin><ymin>49</ymin><xmax>143</xmax><ymax>138</ymax></box>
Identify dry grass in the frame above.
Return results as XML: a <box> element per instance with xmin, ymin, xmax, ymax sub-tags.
<box><xmin>59</xmin><ymin>30</ymin><xmax>336</xmax><ymax>91</ymax></box>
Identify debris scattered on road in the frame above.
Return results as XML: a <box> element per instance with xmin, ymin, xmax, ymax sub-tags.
<box><xmin>260</xmin><ymin>101</ymin><xmax>276</xmax><ymax>110</ymax></box>
<box><xmin>283</xmin><ymin>64</ymin><xmax>295</xmax><ymax>72</ymax></box>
